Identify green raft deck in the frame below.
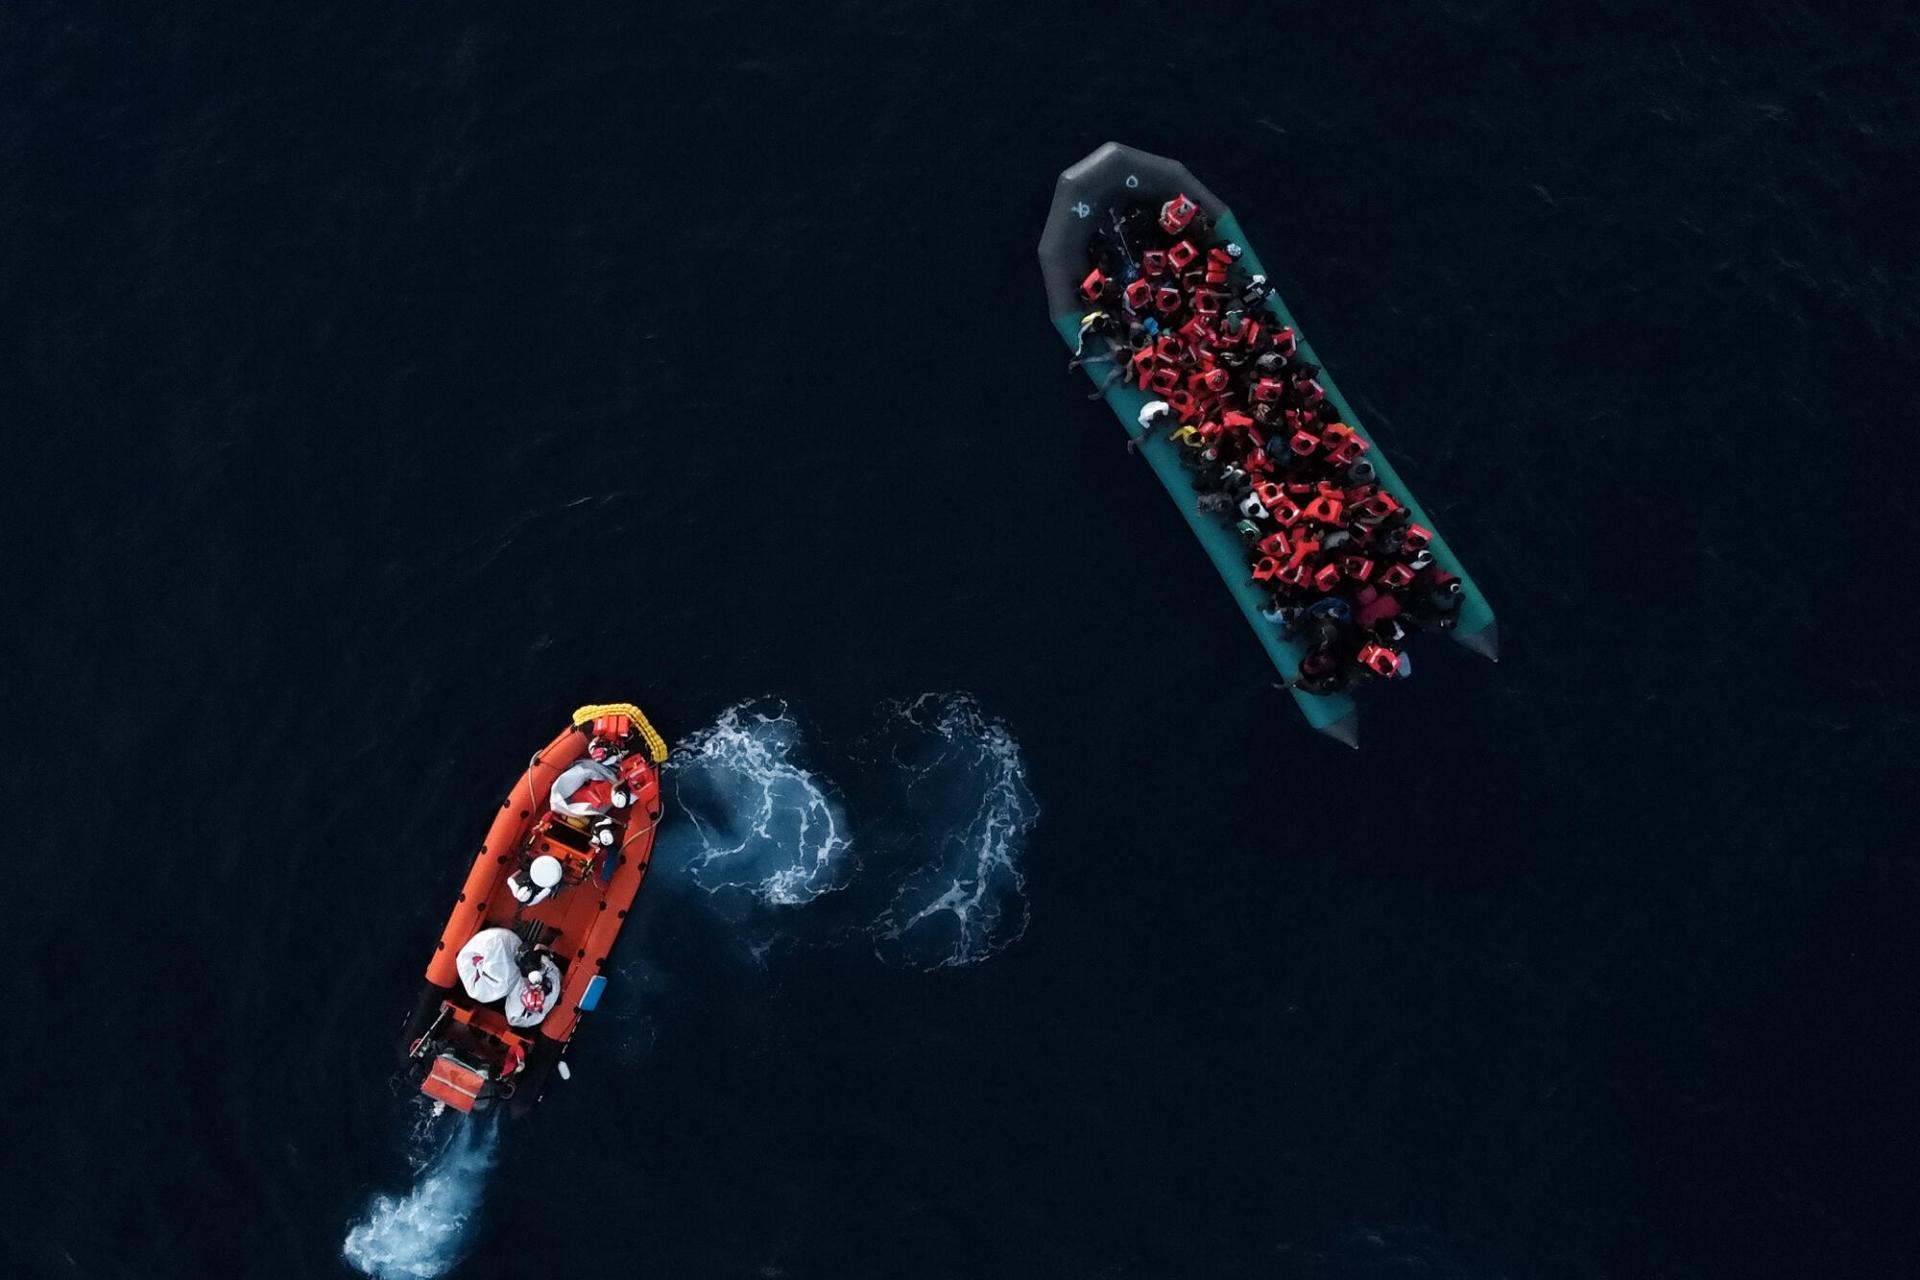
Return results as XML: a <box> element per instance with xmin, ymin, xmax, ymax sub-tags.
<box><xmin>1039</xmin><ymin>142</ymin><xmax>1496</xmax><ymax>747</ymax></box>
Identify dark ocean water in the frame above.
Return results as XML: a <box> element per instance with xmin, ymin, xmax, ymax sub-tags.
<box><xmin>5</xmin><ymin>2</ymin><xmax>1920</xmax><ymax>1276</ymax></box>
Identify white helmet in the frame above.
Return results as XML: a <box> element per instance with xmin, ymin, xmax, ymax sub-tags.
<box><xmin>610</xmin><ymin>782</ymin><xmax>632</xmax><ymax>809</ymax></box>
<box><xmin>593</xmin><ymin>822</ymin><xmax>617</xmax><ymax>847</ymax></box>
<box><xmin>530</xmin><ymin>855</ymin><xmax>563</xmax><ymax>889</ymax></box>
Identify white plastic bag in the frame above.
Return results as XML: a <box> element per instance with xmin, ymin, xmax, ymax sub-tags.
<box><xmin>456</xmin><ymin>927</ymin><xmax>522</xmax><ymax>1003</ymax></box>
<box><xmin>549</xmin><ymin>758</ymin><xmax>619</xmax><ymax>818</ymax></box>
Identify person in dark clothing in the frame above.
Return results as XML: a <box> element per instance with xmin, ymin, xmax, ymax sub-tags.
<box><xmin>1290</xmin><ymin>647</ymin><xmax>1349</xmax><ymax>696</ymax></box>
<box><xmin>1407</xmin><ymin>577</ymin><xmax>1465</xmax><ymax>631</ymax></box>
<box><xmin>1085</xmin><ymin>361</ymin><xmax>1127</xmax><ymax>399</ymax></box>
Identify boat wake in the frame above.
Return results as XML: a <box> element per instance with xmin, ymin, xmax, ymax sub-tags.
<box><xmin>866</xmin><ymin>694</ymin><xmax>1039</xmax><ymax>970</ymax></box>
<box><xmin>342</xmin><ymin>1114</ymin><xmax>499</xmax><ymax>1280</ymax></box>
<box><xmin>655</xmin><ymin>693</ymin><xmax>1037</xmax><ymax>969</ymax></box>
<box><xmin>663</xmin><ymin>701</ymin><xmax>856</xmax><ymax>906</ymax></box>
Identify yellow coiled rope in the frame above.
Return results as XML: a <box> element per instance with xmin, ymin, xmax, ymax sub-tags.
<box><xmin>571</xmin><ymin>701</ymin><xmax>669</xmax><ymax>763</ymax></box>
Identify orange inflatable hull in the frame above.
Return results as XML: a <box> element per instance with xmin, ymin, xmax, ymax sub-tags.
<box><xmin>402</xmin><ymin>703</ymin><xmax>667</xmax><ymax>1113</ymax></box>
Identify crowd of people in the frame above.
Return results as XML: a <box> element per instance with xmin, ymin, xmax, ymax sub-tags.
<box><xmin>1071</xmin><ymin>194</ymin><xmax>1465</xmax><ymax>695</ymax></box>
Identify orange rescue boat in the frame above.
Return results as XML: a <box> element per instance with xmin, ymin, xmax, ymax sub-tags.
<box><xmin>399</xmin><ymin>702</ymin><xmax>669</xmax><ymax>1115</ymax></box>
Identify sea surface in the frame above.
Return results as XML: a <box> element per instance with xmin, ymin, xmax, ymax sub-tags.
<box><xmin>4</xmin><ymin>2</ymin><xmax>1918</xmax><ymax>1277</ymax></box>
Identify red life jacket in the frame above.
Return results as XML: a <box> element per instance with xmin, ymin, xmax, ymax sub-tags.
<box><xmin>1254</xmin><ymin>378</ymin><xmax>1285</xmax><ymax>403</ymax></box>
<box><xmin>1257</xmin><ymin>531</ymin><xmax>1292</xmax><ymax>558</ymax></box>
<box><xmin>1379</xmin><ymin>563</ymin><xmax>1415</xmax><ymax>590</ymax></box>
<box><xmin>1274</xmin><ymin>327</ymin><xmax>1298</xmax><ymax>357</ymax></box>
<box><xmin>1357</xmin><ymin>643</ymin><xmax>1399</xmax><ymax>676</ymax></box>
<box><xmin>1252</xmin><ymin>557</ymin><xmax>1281</xmax><ymax>583</ymax></box>
<box><xmin>1289</xmin><ymin>430</ymin><xmax>1320</xmax><ymax>457</ymax></box>
<box><xmin>1330</xmin><ymin>435</ymin><xmax>1369</xmax><ymax>466</ymax></box>
<box><xmin>1302</xmin><ymin>494</ymin><xmax>1344</xmax><ymax>525</ymax></box>
<box><xmin>1154</xmin><ymin>285</ymin><xmax>1182</xmax><ymax>314</ymax></box>
<box><xmin>1192</xmin><ymin>290</ymin><xmax>1222</xmax><ymax>317</ymax></box>
<box><xmin>1167</xmin><ymin>239</ymin><xmax>1199</xmax><ymax>270</ymax></box>
<box><xmin>1160</xmin><ymin>193</ymin><xmax>1199</xmax><ymax>233</ymax></box>
<box><xmin>1312</xmin><ymin>563</ymin><xmax>1343</xmax><ymax>592</ymax></box>
<box><xmin>1148</xmin><ymin>366</ymin><xmax>1180</xmax><ymax>394</ymax></box>
<box><xmin>1080</xmin><ymin>269</ymin><xmax>1108</xmax><ymax>303</ymax></box>
<box><xmin>1142</xmin><ymin>249</ymin><xmax>1169</xmax><ymax>277</ymax></box>
<box><xmin>1403</xmin><ymin>524</ymin><xmax>1433</xmax><ymax>552</ymax></box>
<box><xmin>1205</xmin><ymin>247</ymin><xmax>1234</xmax><ymax>285</ymax></box>
<box><xmin>1340</xmin><ymin>556</ymin><xmax>1376</xmax><ymax>582</ymax></box>
<box><xmin>1358</xmin><ymin>493</ymin><xmax>1402</xmax><ymax>522</ymax></box>
<box><xmin>1123</xmin><ymin>279</ymin><xmax>1152</xmax><ymax>311</ymax></box>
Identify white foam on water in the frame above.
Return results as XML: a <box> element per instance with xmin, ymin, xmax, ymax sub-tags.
<box><xmin>652</xmin><ymin>694</ymin><xmax>1036</xmax><ymax>970</ymax></box>
<box><xmin>869</xmin><ymin>693</ymin><xmax>1039</xmax><ymax>970</ymax></box>
<box><xmin>659</xmin><ymin>700</ymin><xmax>855</xmax><ymax>907</ymax></box>
<box><xmin>342</xmin><ymin>1117</ymin><xmax>499</xmax><ymax>1280</ymax></box>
